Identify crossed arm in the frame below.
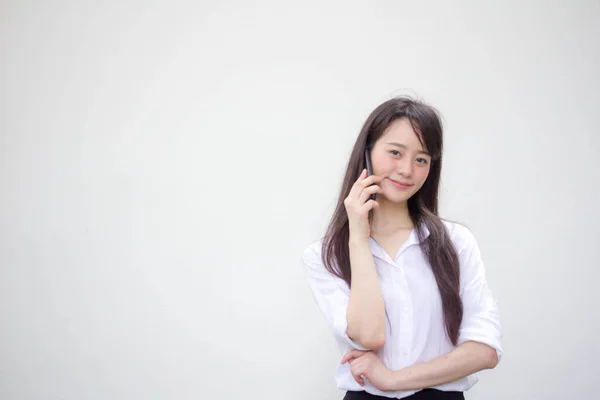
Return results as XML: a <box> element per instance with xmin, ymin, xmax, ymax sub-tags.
<box><xmin>304</xmin><ymin>227</ymin><xmax>503</xmax><ymax>392</ymax></box>
<box><xmin>341</xmin><ymin>340</ymin><xmax>498</xmax><ymax>391</ymax></box>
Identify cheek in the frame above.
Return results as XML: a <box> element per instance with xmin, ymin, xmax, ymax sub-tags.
<box><xmin>414</xmin><ymin>167</ymin><xmax>431</xmax><ymax>187</ymax></box>
<box><xmin>373</xmin><ymin>157</ymin><xmax>396</xmax><ymax>175</ymax></box>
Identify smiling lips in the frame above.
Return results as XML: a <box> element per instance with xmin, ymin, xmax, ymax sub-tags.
<box><xmin>388</xmin><ymin>178</ymin><xmax>412</xmax><ymax>190</ymax></box>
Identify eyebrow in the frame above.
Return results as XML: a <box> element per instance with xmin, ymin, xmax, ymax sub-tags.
<box><xmin>386</xmin><ymin>142</ymin><xmax>430</xmax><ymax>156</ymax></box>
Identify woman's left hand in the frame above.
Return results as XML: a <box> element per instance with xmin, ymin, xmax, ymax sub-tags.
<box><xmin>341</xmin><ymin>349</ymin><xmax>394</xmax><ymax>391</ymax></box>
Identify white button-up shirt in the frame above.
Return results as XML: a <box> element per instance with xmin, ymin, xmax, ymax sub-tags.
<box><xmin>303</xmin><ymin>221</ymin><xmax>502</xmax><ymax>398</ymax></box>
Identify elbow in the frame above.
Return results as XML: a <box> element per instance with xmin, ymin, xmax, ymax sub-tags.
<box><xmin>348</xmin><ymin>328</ymin><xmax>386</xmax><ymax>350</ymax></box>
<box><xmin>463</xmin><ymin>340</ymin><xmax>499</xmax><ymax>370</ymax></box>
<box><xmin>346</xmin><ymin>314</ymin><xmax>386</xmax><ymax>350</ymax></box>
<box><xmin>483</xmin><ymin>345</ymin><xmax>499</xmax><ymax>369</ymax></box>
<box><xmin>362</xmin><ymin>334</ymin><xmax>386</xmax><ymax>350</ymax></box>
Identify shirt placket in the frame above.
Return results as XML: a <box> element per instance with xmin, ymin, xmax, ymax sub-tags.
<box><xmin>397</xmin><ymin>266</ymin><xmax>413</xmax><ymax>366</ymax></box>
<box><xmin>394</xmin><ymin>246</ymin><xmax>415</xmax><ymax>369</ymax></box>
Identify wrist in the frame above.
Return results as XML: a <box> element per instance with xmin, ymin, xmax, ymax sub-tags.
<box><xmin>348</xmin><ymin>235</ymin><xmax>370</xmax><ymax>248</ymax></box>
<box><xmin>386</xmin><ymin>369</ymin><xmax>407</xmax><ymax>391</ymax></box>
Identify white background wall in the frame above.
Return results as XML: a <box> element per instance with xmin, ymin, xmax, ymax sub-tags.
<box><xmin>1</xmin><ymin>1</ymin><xmax>599</xmax><ymax>399</ymax></box>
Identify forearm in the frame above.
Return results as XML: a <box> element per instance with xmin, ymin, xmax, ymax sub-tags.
<box><xmin>346</xmin><ymin>237</ymin><xmax>385</xmax><ymax>349</ymax></box>
<box><xmin>389</xmin><ymin>341</ymin><xmax>498</xmax><ymax>391</ymax></box>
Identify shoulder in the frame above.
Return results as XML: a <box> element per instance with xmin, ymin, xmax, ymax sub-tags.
<box><xmin>302</xmin><ymin>238</ymin><xmax>325</xmax><ymax>268</ymax></box>
<box><xmin>301</xmin><ymin>238</ymin><xmax>343</xmax><ymax>283</ymax></box>
<box><xmin>441</xmin><ymin>219</ymin><xmax>478</xmax><ymax>254</ymax></box>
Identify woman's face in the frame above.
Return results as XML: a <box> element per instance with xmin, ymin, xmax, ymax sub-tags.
<box><xmin>370</xmin><ymin>118</ymin><xmax>432</xmax><ymax>204</ymax></box>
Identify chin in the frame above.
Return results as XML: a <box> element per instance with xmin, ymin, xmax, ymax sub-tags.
<box><xmin>382</xmin><ymin>191</ymin><xmax>413</xmax><ymax>204</ymax></box>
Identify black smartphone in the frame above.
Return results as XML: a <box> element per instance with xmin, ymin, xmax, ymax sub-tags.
<box><xmin>364</xmin><ymin>148</ymin><xmax>376</xmax><ymax>201</ymax></box>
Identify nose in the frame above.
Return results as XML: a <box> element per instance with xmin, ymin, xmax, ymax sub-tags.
<box><xmin>396</xmin><ymin>158</ymin><xmax>413</xmax><ymax>177</ymax></box>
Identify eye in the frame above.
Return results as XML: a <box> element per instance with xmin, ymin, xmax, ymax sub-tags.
<box><xmin>390</xmin><ymin>150</ymin><xmax>401</xmax><ymax>157</ymax></box>
<box><xmin>416</xmin><ymin>157</ymin><xmax>429</xmax><ymax>165</ymax></box>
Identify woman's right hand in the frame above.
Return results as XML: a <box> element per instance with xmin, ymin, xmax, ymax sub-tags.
<box><xmin>344</xmin><ymin>169</ymin><xmax>383</xmax><ymax>241</ymax></box>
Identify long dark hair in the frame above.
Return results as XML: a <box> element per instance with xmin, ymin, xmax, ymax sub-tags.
<box><xmin>321</xmin><ymin>96</ymin><xmax>463</xmax><ymax>345</ymax></box>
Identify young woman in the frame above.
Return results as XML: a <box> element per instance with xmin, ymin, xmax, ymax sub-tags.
<box><xmin>303</xmin><ymin>96</ymin><xmax>502</xmax><ymax>400</ymax></box>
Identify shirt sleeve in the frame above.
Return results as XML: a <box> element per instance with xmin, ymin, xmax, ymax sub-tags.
<box><xmin>456</xmin><ymin>228</ymin><xmax>504</xmax><ymax>362</ymax></box>
<box><xmin>302</xmin><ymin>242</ymin><xmax>368</xmax><ymax>351</ymax></box>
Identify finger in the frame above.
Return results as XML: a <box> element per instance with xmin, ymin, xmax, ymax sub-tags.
<box><xmin>342</xmin><ymin>349</ymin><xmax>370</xmax><ymax>365</ymax></box>
<box><xmin>348</xmin><ymin>170</ymin><xmax>368</xmax><ymax>199</ymax></box>
<box><xmin>359</xmin><ymin>174</ymin><xmax>384</xmax><ymax>188</ymax></box>
<box><xmin>340</xmin><ymin>349</ymin><xmax>362</xmax><ymax>364</ymax></box>
<box><xmin>348</xmin><ymin>173</ymin><xmax>383</xmax><ymax>206</ymax></box>
<box><xmin>352</xmin><ymin>170</ymin><xmax>380</xmax><ymax>193</ymax></box>
<box><xmin>358</xmin><ymin>185</ymin><xmax>383</xmax><ymax>204</ymax></box>
<box><xmin>354</xmin><ymin>169</ymin><xmax>368</xmax><ymax>187</ymax></box>
<box><xmin>350</xmin><ymin>362</ymin><xmax>365</xmax><ymax>386</ymax></box>
<box><xmin>356</xmin><ymin>360</ymin><xmax>371</xmax><ymax>383</ymax></box>
<box><xmin>357</xmin><ymin>375</ymin><xmax>365</xmax><ymax>386</ymax></box>
<box><xmin>359</xmin><ymin>199</ymin><xmax>379</xmax><ymax>214</ymax></box>
<box><xmin>342</xmin><ymin>354</ymin><xmax>359</xmax><ymax>365</ymax></box>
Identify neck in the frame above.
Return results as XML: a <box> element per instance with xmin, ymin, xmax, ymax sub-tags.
<box><xmin>370</xmin><ymin>197</ymin><xmax>413</xmax><ymax>236</ymax></box>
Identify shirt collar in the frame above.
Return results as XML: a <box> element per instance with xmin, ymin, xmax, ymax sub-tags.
<box><xmin>368</xmin><ymin>222</ymin><xmax>430</xmax><ymax>263</ymax></box>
